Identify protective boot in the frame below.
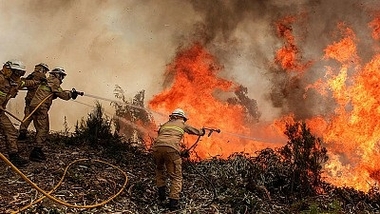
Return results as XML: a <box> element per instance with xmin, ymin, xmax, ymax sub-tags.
<box><xmin>9</xmin><ymin>153</ymin><xmax>29</xmax><ymax>167</ymax></box>
<box><xmin>29</xmin><ymin>147</ymin><xmax>46</xmax><ymax>162</ymax></box>
<box><xmin>169</xmin><ymin>198</ymin><xmax>179</xmax><ymax>211</ymax></box>
<box><xmin>158</xmin><ymin>186</ymin><xmax>166</xmax><ymax>203</ymax></box>
<box><xmin>17</xmin><ymin>130</ymin><xmax>27</xmax><ymax>141</ymax></box>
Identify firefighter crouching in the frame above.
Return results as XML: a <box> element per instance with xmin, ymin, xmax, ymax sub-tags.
<box><xmin>28</xmin><ymin>67</ymin><xmax>82</xmax><ymax>162</ymax></box>
<box><xmin>18</xmin><ymin>63</ymin><xmax>50</xmax><ymax>140</ymax></box>
<box><xmin>0</xmin><ymin>60</ymin><xmax>42</xmax><ymax>167</ymax></box>
<box><xmin>151</xmin><ymin>108</ymin><xmax>205</xmax><ymax>211</ymax></box>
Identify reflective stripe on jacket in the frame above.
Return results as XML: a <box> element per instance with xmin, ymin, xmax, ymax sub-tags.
<box><xmin>152</xmin><ymin>118</ymin><xmax>204</xmax><ymax>152</ymax></box>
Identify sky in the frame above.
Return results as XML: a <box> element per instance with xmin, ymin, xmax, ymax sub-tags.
<box><xmin>1</xmin><ymin>0</ymin><xmax>379</xmax><ymax>131</ymax></box>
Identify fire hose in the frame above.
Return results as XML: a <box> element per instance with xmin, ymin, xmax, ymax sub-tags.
<box><xmin>0</xmin><ymin>92</ymin><xmax>128</xmax><ymax>213</ymax></box>
<box><xmin>183</xmin><ymin>127</ymin><xmax>221</xmax><ymax>154</ymax></box>
<box><xmin>3</xmin><ymin>88</ymin><xmax>84</xmax><ymax>124</ymax></box>
<box><xmin>181</xmin><ymin>127</ymin><xmax>221</xmax><ymax>209</ymax></box>
<box><xmin>1</xmin><ymin>154</ymin><xmax>128</xmax><ymax>213</ymax></box>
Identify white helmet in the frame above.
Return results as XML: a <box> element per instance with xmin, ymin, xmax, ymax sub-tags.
<box><xmin>50</xmin><ymin>67</ymin><xmax>66</xmax><ymax>76</ymax></box>
<box><xmin>50</xmin><ymin>67</ymin><xmax>67</xmax><ymax>81</ymax></box>
<box><xmin>170</xmin><ymin>108</ymin><xmax>188</xmax><ymax>121</ymax></box>
<box><xmin>6</xmin><ymin>60</ymin><xmax>26</xmax><ymax>71</ymax></box>
<box><xmin>35</xmin><ymin>63</ymin><xmax>49</xmax><ymax>71</ymax></box>
<box><xmin>5</xmin><ymin>60</ymin><xmax>26</xmax><ymax>76</ymax></box>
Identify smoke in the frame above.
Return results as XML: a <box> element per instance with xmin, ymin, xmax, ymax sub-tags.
<box><xmin>0</xmin><ymin>0</ymin><xmax>200</xmax><ymax>130</ymax></box>
<box><xmin>187</xmin><ymin>0</ymin><xmax>380</xmax><ymax>121</ymax></box>
<box><xmin>2</xmin><ymin>0</ymin><xmax>380</xmax><ymax>131</ymax></box>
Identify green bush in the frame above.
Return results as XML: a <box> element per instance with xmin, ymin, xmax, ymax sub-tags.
<box><xmin>72</xmin><ymin>101</ymin><xmax>118</xmax><ymax>146</ymax></box>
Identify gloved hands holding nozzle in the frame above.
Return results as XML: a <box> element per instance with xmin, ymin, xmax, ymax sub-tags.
<box><xmin>71</xmin><ymin>88</ymin><xmax>84</xmax><ymax>100</ymax></box>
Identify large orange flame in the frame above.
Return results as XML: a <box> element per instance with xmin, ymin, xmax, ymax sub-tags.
<box><xmin>274</xmin><ymin>15</ymin><xmax>312</xmax><ymax>72</ymax></box>
<box><xmin>148</xmin><ymin>14</ymin><xmax>380</xmax><ymax>192</ymax></box>
<box><xmin>149</xmin><ymin>43</ymin><xmax>286</xmax><ymax>159</ymax></box>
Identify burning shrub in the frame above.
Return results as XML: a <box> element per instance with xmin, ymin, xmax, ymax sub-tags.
<box><xmin>112</xmin><ymin>85</ymin><xmax>156</xmax><ymax>148</ymax></box>
<box><xmin>279</xmin><ymin>121</ymin><xmax>328</xmax><ymax>198</ymax></box>
<box><xmin>232</xmin><ymin>121</ymin><xmax>329</xmax><ymax>205</ymax></box>
<box><xmin>184</xmin><ymin>121</ymin><xmax>329</xmax><ymax>213</ymax></box>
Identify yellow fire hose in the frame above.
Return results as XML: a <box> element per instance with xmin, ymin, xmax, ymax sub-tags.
<box><xmin>1</xmin><ymin>153</ymin><xmax>129</xmax><ymax>213</ymax></box>
<box><xmin>0</xmin><ymin>94</ymin><xmax>129</xmax><ymax>213</ymax></box>
<box><xmin>21</xmin><ymin>93</ymin><xmax>53</xmax><ymax>123</ymax></box>
<box><xmin>0</xmin><ymin>93</ymin><xmax>53</xmax><ymax>124</ymax></box>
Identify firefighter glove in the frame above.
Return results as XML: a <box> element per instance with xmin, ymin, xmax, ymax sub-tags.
<box><xmin>180</xmin><ymin>150</ymin><xmax>190</xmax><ymax>158</ymax></box>
<box><xmin>71</xmin><ymin>88</ymin><xmax>84</xmax><ymax>100</ymax></box>
<box><xmin>71</xmin><ymin>88</ymin><xmax>79</xmax><ymax>100</ymax></box>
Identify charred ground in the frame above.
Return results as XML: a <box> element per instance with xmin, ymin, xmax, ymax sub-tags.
<box><xmin>1</xmin><ymin>101</ymin><xmax>380</xmax><ymax>214</ymax></box>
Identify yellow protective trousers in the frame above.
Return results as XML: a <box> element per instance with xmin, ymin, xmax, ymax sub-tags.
<box><xmin>0</xmin><ymin>111</ymin><xmax>19</xmax><ymax>153</ymax></box>
<box><xmin>152</xmin><ymin>146</ymin><xmax>183</xmax><ymax>200</ymax></box>
<box><xmin>31</xmin><ymin>105</ymin><xmax>50</xmax><ymax>147</ymax></box>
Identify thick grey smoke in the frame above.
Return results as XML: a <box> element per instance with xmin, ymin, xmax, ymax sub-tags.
<box><xmin>1</xmin><ymin>0</ymin><xmax>380</xmax><ymax>131</ymax></box>
<box><xmin>0</xmin><ymin>0</ymin><xmax>200</xmax><ymax>130</ymax></box>
<box><xmin>188</xmin><ymin>0</ymin><xmax>380</xmax><ymax>121</ymax></box>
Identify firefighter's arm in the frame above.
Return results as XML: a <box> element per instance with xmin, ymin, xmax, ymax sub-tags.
<box><xmin>184</xmin><ymin>125</ymin><xmax>205</xmax><ymax>136</ymax></box>
<box><xmin>53</xmin><ymin>88</ymin><xmax>72</xmax><ymax>101</ymax></box>
<box><xmin>7</xmin><ymin>78</ymin><xmax>23</xmax><ymax>98</ymax></box>
<box><xmin>19</xmin><ymin>77</ymin><xmax>41</xmax><ymax>88</ymax></box>
<box><xmin>70</xmin><ymin>88</ymin><xmax>84</xmax><ymax>100</ymax></box>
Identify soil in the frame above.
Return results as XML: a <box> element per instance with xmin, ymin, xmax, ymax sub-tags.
<box><xmin>1</xmin><ymin>132</ymin><xmax>380</xmax><ymax>214</ymax></box>
<box><xmin>0</xmin><ymin>133</ymin><xmax>221</xmax><ymax>214</ymax></box>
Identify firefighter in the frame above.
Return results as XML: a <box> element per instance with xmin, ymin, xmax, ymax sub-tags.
<box><xmin>0</xmin><ymin>60</ymin><xmax>41</xmax><ymax>167</ymax></box>
<box><xmin>152</xmin><ymin>108</ymin><xmax>205</xmax><ymax>211</ymax></box>
<box><xmin>18</xmin><ymin>63</ymin><xmax>49</xmax><ymax>140</ymax></box>
<box><xmin>29</xmin><ymin>67</ymin><xmax>82</xmax><ymax>162</ymax></box>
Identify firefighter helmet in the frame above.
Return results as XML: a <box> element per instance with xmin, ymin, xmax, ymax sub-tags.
<box><xmin>170</xmin><ymin>108</ymin><xmax>188</xmax><ymax>121</ymax></box>
<box><xmin>49</xmin><ymin>67</ymin><xmax>66</xmax><ymax>82</ymax></box>
<box><xmin>50</xmin><ymin>67</ymin><xmax>66</xmax><ymax>76</ymax></box>
<box><xmin>7</xmin><ymin>60</ymin><xmax>26</xmax><ymax>72</ymax></box>
<box><xmin>35</xmin><ymin>63</ymin><xmax>49</xmax><ymax>71</ymax></box>
<box><xmin>6</xmin><ymin>60</ymin><xmax>26</xmax><ymax>76</ymax></box>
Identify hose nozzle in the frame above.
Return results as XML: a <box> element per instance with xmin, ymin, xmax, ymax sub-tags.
<box><xmin>204</xmin><ymin>127</ymin><xmax>221</xmax><ymax>137</ymax></box>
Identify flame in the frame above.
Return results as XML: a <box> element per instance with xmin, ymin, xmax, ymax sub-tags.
<box><xmin>149</xmin><ymin>42</ymin><xmax>286</xmax><ymax>159</ymax></box>
<box><xmin>274</xmin><ymin>15</ymin><xmax>312</xmax><ymax>72</ymax></box>
<box><xmin>369</xmin><ymin>16</ymin><xmax>380</xmax><ymax>40</ymax></box>
<box><xmin>308</xmin><ymin>21</ymin><xmax>380</xmax><ymax>191</ymax></box>
<box><xmin>147</xmin><ymin>14</ymin><xmax>380</xmax><ymax>192</ymax></box>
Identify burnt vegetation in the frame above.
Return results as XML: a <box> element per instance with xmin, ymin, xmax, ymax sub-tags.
<box><xmin>2</xmin><ymin>90</ymin><xmax>380</xmax><ymax>213</ymax></box>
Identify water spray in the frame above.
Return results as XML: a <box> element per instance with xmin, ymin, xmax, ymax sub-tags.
<box><xmin>221</xmin><ymin>131</ymin><xmax>277</xmax><ymax>143</ymax></box>
<box><xmin>78</xmin><ymin>93</ymin><xmax>283</xmax><ymax>144</ymax></box>
<box><xmin>83</xmin><ymin>92</ymin><xmax>167</xmax><ymax>118</ymax></box>
<box><xmin>73</xmin><ymin>99</ymin><xmax>158</xmax><ymax>137</ymax></box>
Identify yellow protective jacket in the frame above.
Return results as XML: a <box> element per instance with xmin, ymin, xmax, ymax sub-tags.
<box><xmin>30</xmin><ymin>75</ymin><xmax>72</xmax><ymax>109</ymax></box>
<box><xmin>0</xmin><ymin>72</ymin><xmax>40</xmax><ymax>109</ymax></box>
<box><xmin>152</xmin><ymin>118</ymin><xmax>204</xmax><ymax>152</ymax></box>
<box><xmin>24</xmin><ymin>71</ymin><xmax>46</xmax><ymax>103</ymax></box>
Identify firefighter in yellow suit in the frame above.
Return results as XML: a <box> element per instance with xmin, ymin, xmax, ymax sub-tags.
<box><xmin>0</xmin><ymin>60</ymin><xmax>41</xmax><ymax>167</ymax></box>
<box><xmin>28</xmin><ymin>67</ymin><xmax>82</xmax><ymax>162</ymax></box>
<box><xmin>152</xmin><ymin>108</ymin><xmax>205</xmax><ymax>211</ymax></box>
<box><xmin>18</xmin><ymin>63</ymin><xmax>49</xmax><ymax>140</ymax></box>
